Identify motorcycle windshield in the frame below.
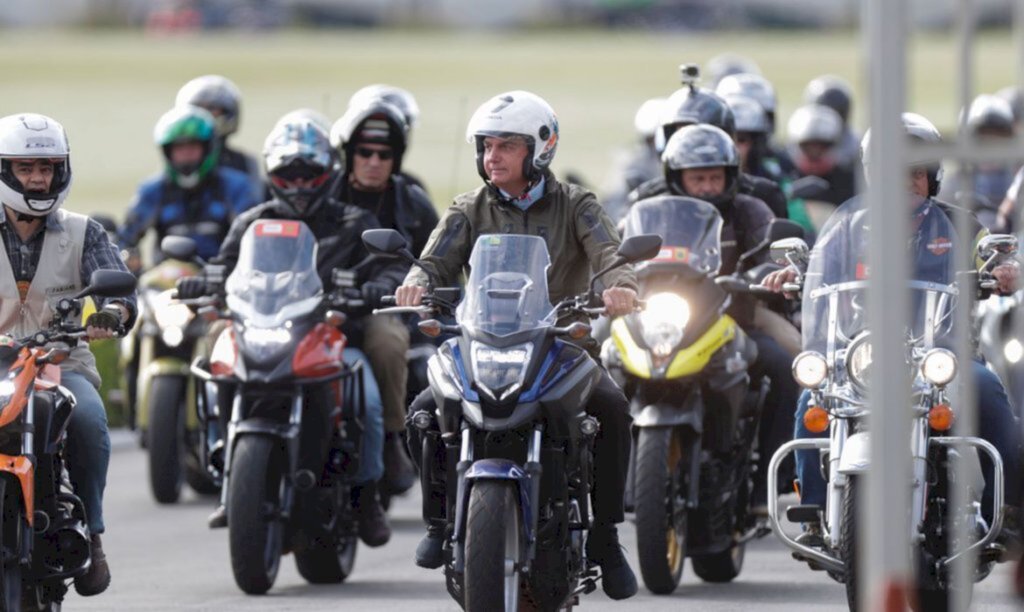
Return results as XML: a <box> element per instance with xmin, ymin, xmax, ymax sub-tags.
<box><xmin>457</xmin><ymin>234</ymin><xmax>557</xmax><ymax>337</ymax></box>
<box><xmin>802</xmin><ymin>198</ymin><xmax>958</xmax><ymax>353</ymax></box>
<box><xmin>225</xmin><ymin>219</ymin><xmax>323</xmax><ymax>327</ymax></box>
<box><xmin>622</xmin><ymin>196</ymin><xmax>723</xmax><ymax>275</ymax></box>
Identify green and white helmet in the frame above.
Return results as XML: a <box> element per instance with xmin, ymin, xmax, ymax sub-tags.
<box><xmin>154</xmin><ymin>105</ymin><xmax>220</xmax><ymax>190</ymax></box>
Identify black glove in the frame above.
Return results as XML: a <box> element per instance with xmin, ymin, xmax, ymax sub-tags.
<box><xmin>85</xmin><ymin>308</ymin><xmax>121</xmax><ymax>332</ymax></box>
<box><xmin>176</xmin><ymin>277</ymin><xmax>207</xmax><ymax>300</ymax></box>
<box><xmin>361</xmin><ymin>281</ymin><xmax>390</xmax><ymax>309</ymax></box>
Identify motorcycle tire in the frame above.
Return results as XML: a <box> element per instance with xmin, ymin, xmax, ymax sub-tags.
<box><xmin>691</xmin><ymin>542</ymin><xmax>746</xmax><ymax>583</ymax></box>
<box><xmin>635</xmin><ymin>427</ymin><xmax>686</xmax><ymax>595</ymax></box>
<box><xmin>840</xmin><ymin>476</ymin><xmax>859</xmax><ymax>611</ymax></box>
<box><xmin>295</xmin><ymin>534</ymin><xmax>357</xmax><ymax>584</ymax></box>
<box><xmin>184</xmin><ymin>460</ymin><xmax>219</xmax><ymax>496</ymax></box>
<box><xmin>0</xmin><ymin>479</ymin><xmax>22</xmax><ymax>611</ymax></box>
<box><xmin>464</xmin><ymin>481</ymin><xmax>522</xmax><ymax>612</ymax></box>
<box><xmin>147</xmin><ymin>376</ymin><xmax>186</xmax><ymax>504</ymax></box>
<box><xmin>228</xmin><ymin>435</ymin><xmax>284</xmax><ymax>595</ymax></box>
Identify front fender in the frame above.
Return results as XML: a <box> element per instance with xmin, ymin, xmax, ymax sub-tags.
<box><xmin>632</xmin><ymin>396</ymin><xmax>703</xmax><ymax>431</ymax></box>
<box><xmin>837</xmin><ymin>432</ymin><xmax>870</xmax><ymax>474</ymax></box>
<box><xmin>460</xmin><ymin>459</ymin><xmax>533</xmax><ymax>564</ymax></box>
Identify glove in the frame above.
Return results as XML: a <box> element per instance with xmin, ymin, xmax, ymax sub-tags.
<box><xmin>85</xmin><ymin>308</ymin><xmax>121</xmax><ymax>332</ymax></box>
<box><xmin>176</xmin><ymin>277</ymin><xmax>207</xmax><ymax>300</ymax></box>
<box><xmin>361</xmin><ymin>281</ymin><xmax>390</xmax><ymax>309</ymax></box>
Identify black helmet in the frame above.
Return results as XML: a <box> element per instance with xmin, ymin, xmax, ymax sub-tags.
<box><xmin>264</xmin><ymin>119</ymin><xmax>339</xmax><ymax>217</ymax></box>
<box><xmin>861</xmin><ymin>112</ymin><xmax>943</xmax><ymax>197</ymax></box>
<box><xmin>662</xmin><ymin>124</ymin><xmax>739</xmax><ymax>210</ymax></box>
<box><xmin>803</xmin><ymin>75</ymin><xmax>853</xmax><ymax>125</ymax></box>
<box><xmin>329</xmin><ymin>99</ymin><xmax>409</xmax><ymax>174</ymax></box>
<box><xmin>660</xmin><ymin>85</ymin><xmax>736</xmax><ymax>148</ymax></box>
<box><xmin>995</xmin><ymin>86</ymin><xmax>1024</xmax><ymax>125</ymax></box>
<box><xmin>964</xmin><ymin>93</ymin><xmax>1015</xmax><ymax>137</ymax></box>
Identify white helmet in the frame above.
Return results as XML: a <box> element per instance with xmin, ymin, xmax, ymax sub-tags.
<box><xmin>0</xmin><ymin>113</ymin><xmax>73</xmax><ymax>217</ymax></box>
<box><xmin>634</xmin><ymin>98</ymin><xmax>667</xmax><ymax>139</ymax></box>
<box><xmin>348</xmin><ymin>84</ymin><xmax>420</xmax><ymax>130</ymax></box>
<box><xmin>465</xmin><ymin>90</ymin><xmax>559</xmax><ymax>183</ymax></box>
<box><xmin>716</xmin><ymin>73</ymin><xmax>777</xmax><ymax>131</ymax></box>
<box><xmin>724</xmin><ymin>95</ymin><xmax>769</xmax><ymax>134</ymax></box>
<box><xmin>787</xmin><ymin>104</ymin><xmax>843</xmax><ymax>145</ymax></box>
<box><xmin>175</xmin><ymin>75</ymin><xmax>242</xmax><ymax>138</ymax></box>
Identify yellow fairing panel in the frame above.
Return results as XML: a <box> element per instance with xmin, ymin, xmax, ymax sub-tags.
<box><xmin>611</xmin><ymin>315</ymin><xmax>738</xmax><ymax>380</ymax></box>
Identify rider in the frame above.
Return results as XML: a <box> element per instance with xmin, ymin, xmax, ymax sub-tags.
<box><xmin>0</xmin><ymin>113</ymin><xmax>139</xmax><ymax>596</ymax></box>
<box><xmin>763</xmin><ymin>112</ymin><xmax>1023</xmax><ymax>546</ymax></box>
<box><xmin>716</xmin><ymin>72</ymin><xmax>793</xmax><ymax>177</ymax></box>
<box><xmin>724</xmin><ymin>93</ymin><xmax>783</xmax><ymax>183</ymax></box>
<box><xmin>802</xmin><ymin>75</ymin><xmax>860</xmax><ymax>171</ymax></box>
<box><xmin>118</xmin><ymin>105</ymin><xmax>257</xmax><ymax>265</ymax></box>
<box><xmin>629</xmin><ymin>79</ymin><xmax>789</xmax><ymax>220</ymax></box>
<box><xmin>395</xmin><ymin>90</ymin><xmax>640</xmax><ymax>600</ymax></box>
<box><xmin>653</xmin><ymin>123</ymin><xmax>801</xmax><ymax>512</ymax></box>
<box><xmin>785</xmin><ymin>103</ymin><xmax>859</xmax><ymax>207</ymax></box>
<box><xmin>347</xmin><ymin>84</ymin><xmax>429</xmax><ymax>192</ymax></box>
<box><xmin>178</xmin><ymin>117</ymin><xmax>405</xmax><ymax>546</ymax></box>
<box><xmin>175</xmin><ymin>74</ymin><xmax>263</xmax><ymax>201</ymax></box>
<box><xmin>330</xmin><ymin>98</ymin><xmax>439</xmax><ymax>496</ymax></box>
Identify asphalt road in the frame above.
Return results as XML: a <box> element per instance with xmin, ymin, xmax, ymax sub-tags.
<box><xmin>62</xmin><ymin>429</ymin><xmax>1021</xmax><ymax>611</ymax></box>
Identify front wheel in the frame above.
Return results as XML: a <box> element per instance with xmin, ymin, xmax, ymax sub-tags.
<box><xmin>464</xmin><ymin>481</ymin><xmax>522</xmax><ymax>612</ymax></box>
<box><xmin>228</xmin><ymin>436</ymin><xmax>285</xmax><ymax>595</ymax></box>
<box><xmin>0</xmin><ymin>478</ymin><xmax>22</xmax><ymax>611</ymax></box>
<box><xmin>147</xmin><ymin>376</ymin><xmax>187</xmax><ymax>504</ymax></box>
<box><xmin>691</xmin><ymin>541</ymin><xmax>746</xmax><ymax>583</ymax></box>
<box><xmin>295</xmin><ymin>533</ymin><xmax>357</xmax><ymax>584</ymax></box>
<box><xmin>840</xmin><ymin>476</ymin><xmax>860</xmax><ymax>611</ymax></box>
<box><xmin>634</xmin><ymin>427</ymin><xmax>686</xmax><ymax>595</ymax></box>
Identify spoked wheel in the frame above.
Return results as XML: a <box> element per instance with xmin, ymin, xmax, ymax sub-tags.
<box><xmin>464</xmin><ymin>481</ymin><xmax>522</xmax><ymax>612</ymax></box>
<box><xmin>635</xmin><ymin>427</ymin><xmax>686</xmax><ymax>595</ymax></box>
<box><xmin>228</xmin><ymin>436</ymin><xmax>285</xmax><ymax>595</ymax></box>
<box><xmin>0</xmin><ymin>479</ymin><xmax>23</xmax><ymax>611</ymax></box>
<box><xmin>147</xmin><ymin>376</ymin><xmax>187</xmax><ymax>504</ymax></box>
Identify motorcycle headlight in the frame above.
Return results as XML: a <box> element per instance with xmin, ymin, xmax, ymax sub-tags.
<box><xmin>792</xmin><ymin>351</ymin><xmax>828</xmax><ymax>389</ymax></box>
<box><xmin>151</xmin><ymin>289</ymin><xmax>195</xmax><ymax>346</ymax></box>
<box><xmin>1005</xmin><ymin>338</ymin><xmax>1023</xmax><ymax>365</ymax></box>
<box><xmin>242</xmin><ymin>327</ymin><xmax>292</xmax><ymax>361</ymax></box>
<box><xmin>846</xmin><ymin>336</ymin><xmax>873</xmax><ymax>390</ymax></box>
<box><xmin>471</xmin><ymin>341</ymin><xmax>532</xmax><ymax>401</ymax></box>
<box><xmin>161</xmin><ymin>326</ymin><xmax>185</xmax><ymax>348</ymax></box>
<box><xmin>921</xmin><ymin>348</ymin><xmax>957</xmax><ymax>387</ymax></box>
<box><xmin>639</xmin><ymin>292</ymin><xmax>690</xmax><ymax>358</ymax></box>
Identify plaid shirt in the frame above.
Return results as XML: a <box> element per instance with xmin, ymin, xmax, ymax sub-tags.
<box><xmin>0</xmin><ymin>212</ymin><xmax>137</xmax><ymax>326</ymax></box>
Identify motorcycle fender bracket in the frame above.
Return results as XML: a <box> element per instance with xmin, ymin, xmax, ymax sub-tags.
<box><xmin>143</xmin><ymin>357</ymin><xmax>191</xmax><ymax>379</ymax></box>
<box><xmin>836</xmin><ymin>432</ymin><xmax>870</xmax><ymax>475</ymax></box>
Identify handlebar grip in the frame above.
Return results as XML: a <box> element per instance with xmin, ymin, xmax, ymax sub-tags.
<box><xmin>381</xmin><ymin>295</ymin><xmax>396</xmax><ymax>306</ymax></box>
<box><xmin>782</xmin><ymin>282</ymin><xmax>802</xmax><ymax>293</ymax></box>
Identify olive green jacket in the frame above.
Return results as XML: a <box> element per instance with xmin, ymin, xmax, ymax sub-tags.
<box><xmin>405</xmin><ymin>172</ymin><xmax>637</xmax><ymax>308</ymax></box>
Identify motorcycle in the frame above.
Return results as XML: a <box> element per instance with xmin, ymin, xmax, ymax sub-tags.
<box><xmin>134</xmin><ymin>258</ymin><xmax>218</xmax><ymax>503</ymax></box>
<box><xmin>976</xmin><ymin>289</ymin><xmax>1024</xmax><ymax>422</ymax></box>
<box><xmin>766</xmin><ymin>208</ymin><xmax>1015</xmax><ymax>610</ymax></box>
<box><xmin>0</xmin><ymin>269</ymin><xmax>135</xmax><ymax>611</ymax></box>
<box><xmin>162</xmin><ymin>219</ymin><xmax>368</xmax><ymax>595</ymax></box>
<box><xmin>603</xmin><ymin>195</ymin><xmax>802</xmax><ymax>594</ymax></box>
<box><xmin>364</xmin><ymin>228</ymin><xmax>661</xmax><ymax>612</ymax></box>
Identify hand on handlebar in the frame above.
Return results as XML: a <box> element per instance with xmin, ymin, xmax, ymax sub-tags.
<box><xmin>760</xmin><ymin>266</ymin><xmax>801</xmax><ymax>299</ymax></box>
<box><xmin>993</xmin><ymin>262</ymin><xmax>1020</xmax><ymax>295</ymax></box>
<box><xmin>602</xmin><ymin>287</ymin><xmax>638</xmax><ymax>318</ymax></box>
<box><xmin>395</xmin><ymin>284</ymin><xmax>428</xmax><ymax>307</ymax></box>
<box><xmin>85</xmin><ymin>308</ymin><xmax>122</xmax><ymax>341</ymax></box>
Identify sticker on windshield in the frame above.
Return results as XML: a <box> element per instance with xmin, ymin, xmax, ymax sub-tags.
<box><xmin>652</xmin><ymin>246</ymin><xmax>690</xmax><ymax>263</ymax></box>
<box><xmin>255</xmin><ymin>220</ymin><xmax>301</xmax><ymax>238</ymax></box>
<box><xmin>0</xmin><ymin>335</ymin><xmax>15</xmax><ymax>348</ymax></box>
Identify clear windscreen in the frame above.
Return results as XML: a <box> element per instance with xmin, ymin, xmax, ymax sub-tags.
<box><xmin>623</xmin><ymin>195</ymin><xmax>723</xmax><ymax>275</ymax></box>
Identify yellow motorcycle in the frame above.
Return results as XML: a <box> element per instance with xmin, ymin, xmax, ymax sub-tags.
<box><xmin>604</xmin><ymin>195</ymin><xmax>799</xmax><ymax>594</ymax></box>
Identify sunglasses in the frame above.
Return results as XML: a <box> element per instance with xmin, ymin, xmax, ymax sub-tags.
<box><xmin>355</xmin><ymin>146</ymin><xmax>394</xmax><ymax>161</ymax></box>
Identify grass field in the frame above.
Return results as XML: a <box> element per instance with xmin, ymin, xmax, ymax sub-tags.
<box><xmin>0</xmin><ymin>28</ymin><xmax>1017</xmax><ymax>220</ymax></box>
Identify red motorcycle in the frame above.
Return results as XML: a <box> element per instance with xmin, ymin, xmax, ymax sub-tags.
<box><xmin>164</xmin><ymin>219</ymin><xmax>367</xmax><ymax>595</ymax></box>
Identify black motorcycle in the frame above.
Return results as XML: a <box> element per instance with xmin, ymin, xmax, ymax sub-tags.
<box><xmin>364</xmin><ymin>228</ymin><xmax>661</xmax><ymax>611</ymax></box>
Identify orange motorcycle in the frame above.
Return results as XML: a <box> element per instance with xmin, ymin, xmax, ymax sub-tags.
<box><xmin>0</xmin><ymin>270</ymin><xmax>134</xmax><ymax>610</ymax></box>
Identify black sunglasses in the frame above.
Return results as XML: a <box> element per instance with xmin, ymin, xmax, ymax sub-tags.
<box><xmin>355</xmin><ymin>146</ymin><xmax>394</xmax><ymax>161</ymax></box>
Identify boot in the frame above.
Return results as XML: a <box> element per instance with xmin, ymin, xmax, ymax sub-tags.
<box><xmin>352</xmin><ymin>481</ymin><xmax>391</xmax><ymax>547</ymax></box>
<box><xmin>74</xmin><ymin>534</ymin><xmax>111</xmax><ymax>596</ymax></box>
<box><xmin>415</xmin><ymin>522</ymin><xmax>446</xmax><ymax>569</ymax></box>
<box><xmin>383</xmin><ymin>431</ymin><xmax>416</xmax><ymax>495</ymax></box>
<box><xmin>586</xmin><ymin>524</ymin><xmax>638</xmax><ymax>600</ymax></box>
<box><xmin>207</xmin><ymin>504</ymin><xmax>227</xmax><ymax>529</ymax></box>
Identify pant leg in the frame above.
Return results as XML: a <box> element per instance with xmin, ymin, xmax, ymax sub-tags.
<box><xmin>973</xmin><ymin>360</ymin><xmax>1022</xmax><ymax>518</ymax></box>
<box><xmin>363</xmin><ymin>314</ymin><xmax>411</xmax><ymax>435</ymax></box>
<box><xmin>794</xmin><ymin>390</ymin><xmax>827</xmax><ymax>507</ymax></box>
<box><xmin>747</xmin><ymin>331</ymin><xmax>800</xmax><ymax>496</ymax></box>
<box><xmin>61</xmin><ymin>371</ymin><xmax>111</xmax><ymax>534</ymax></box>
<box><xmin>344</xmin><ymin>348</ymin><xmax>384</xmax><ymax>485</ymax></box>
<box><xmin>585</xmin><ymin>370</ymin><xmax>632</xmax><ymax>526</ymax></box>
<box><xmin>406</xmin><ymin>388</ymin><xmax>446</xmax><ymax>523</ymax></box>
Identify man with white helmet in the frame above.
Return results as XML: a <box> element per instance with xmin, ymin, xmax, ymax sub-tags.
<box><xmin>717</xmin><ymin>72</ymin><xmax>793</xmax><ymax>177</ymax></box>
<box><xmin>395</xmin><ymin>90</ymin><xmax>640</xmax><ymax>599</ymax></box>
<box><xmin>785</xmin><ymin>103</ymin><xmax>859</xmax><ymax>206</ymax></box>
<box><xmin>0</xmin><ymin>113</ymin><xmax>139</xmax><ymax>596</ymax></box>
<box><xmin>176</xmin><ymin>74</ymin><xmax>263</xmax><ymax>200</ymax></box>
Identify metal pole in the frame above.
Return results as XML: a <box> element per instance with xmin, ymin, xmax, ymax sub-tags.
<box><xmin>950</xmin><ymin>2</ymin><xmax>978</xmax><ymax>609</ymax></box>
<box><xmin>864</xmin><ymin>0</ymin><xmax>911</xmax><ymax>609</ymax></box>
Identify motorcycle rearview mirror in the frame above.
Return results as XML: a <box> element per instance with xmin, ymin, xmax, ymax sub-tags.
<box><xmin>769</xmin><ymin>237</ymin><xmax>810</xmax><ymax>271</ymax></box>
<box><xmin>90</xmin><ymin>214</ymin><xmax>118</xmax><ymax>234</ymax></box>
<box><xmin>74</xmin><ymin>269</ymin><xmax>137</xmax><ymax>299</ymax></box>
<box><xmin>977</xmin><ymin>234</ymin><xmax>1018</xmax><ymax>269</ymax></box>
<box><xmin>362</xmin><ymin>229</ymin><xmax>412</xmax><ymax>260</ymax></box>
<box><xmin>789</xmin><ymin>175</ymin><xmax>831</xmax><ymax>201</ymax></box>
<box><xmin>588</xmin><ymin>234</ymin><xmax>663</xmax><ymax>295</ymax></box>
<box><xmin>160</xmin><ymin>236</ymin><xmax>199</xmax><ymax>263</ymax></box>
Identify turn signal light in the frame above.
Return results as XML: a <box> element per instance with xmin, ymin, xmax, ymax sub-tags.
<box><xmin>418</xmin><ymin>319</ymin><xmax>442</xmax><ymax>338</ymax></box>
<box><xmin>324</xmin><ymin>310</ymin><xmax>346</xmax><ymax>328</ymax></box>
<box><xmin>928</xmin><ymin>404</ymin><xmax>955</xmax><ymax>431</ymax></box>
<box><xmin>803</xmin><ymin>406</ymin><xmax>829</xmax><ymax>434</ymax></box>
<box><xmin>566</xmin><ymin>322</ymin><xmax>591</xmax><ymax>340</ymax></box>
